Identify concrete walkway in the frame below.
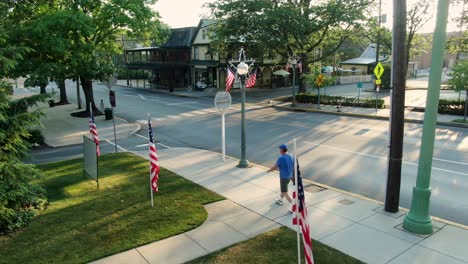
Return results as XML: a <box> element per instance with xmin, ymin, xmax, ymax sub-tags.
<box><xmin>92</xmin><ymin>148</ymin><xmax>468</xmax><ymax>264</ymax></box>
<box><xmin>38</xmin><ymin>103</ymin><xmax>140</xmax><ymax>147</ymax></box>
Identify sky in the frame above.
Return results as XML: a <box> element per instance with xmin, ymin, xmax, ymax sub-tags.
<box><xmin>153</xmin><ymin>0</ymin><xmax>463</xmax><ymax>33</ymax></box>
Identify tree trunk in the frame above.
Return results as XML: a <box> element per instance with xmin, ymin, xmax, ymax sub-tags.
<box><xmin>58</xmin><ymin>78</ymin><xmax>69</xmax><ymax>104</ymax></box>
<box><xmin>80</xmin><ymin>78</ymin><xmax>100</xmax><ymax>115</ymax></box>
<box><xmin>298</xmin><ymin>55</ymin><xmax>309</xmax><ymax>94</ymax></box>
<box><xmin>40</xmin><ymin>84</ymin><xmax>47</xmax><ymax>94</ymax></box>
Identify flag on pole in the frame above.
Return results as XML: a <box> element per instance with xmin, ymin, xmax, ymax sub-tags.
<box><xmin>246</xmin><ymin>67</ymin><xmax>257</xmax><ymax>88</ymax></box>
<box><xmin>225</xmin><ymin>65</ymin><xmax>236</xmax><ymax>92</ymax></box>
<box><xmin>148</xmin><ymin>118</ymin><xmax>160</xmax><ymax>192</ymax></box>
<box><xmin>89</xmin><ymin>107</ymin><xmax>100</xmax><ymax>156</ymax></box>
<box><xmin>292</xmin><ymin>159</ymin><xmax>314</xmax><ymax>264</ymax></box>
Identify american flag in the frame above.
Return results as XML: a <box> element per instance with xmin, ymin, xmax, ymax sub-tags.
<box><xmin>246</xmin><ymin>68</ymin><xmax>257</xmax><ymax>88</ymax></box>
<box><xmin>148</xmin><ymin>118</ymin><xmax>159</xmax><ymax>192</ymax></box>
<box><xmin>89</xmin><ymin>108</ymin><xmax>100</xmax><ymax>156</ymax></box>
<box><xmin>225</xmin><ymin>65</ymin><xmax>235</xmax><ymax>92</ymax></box>
<box><xmin>292</xmin><ymin>159</ymin><xmax>314</xmax><ymax>264</ymax></box>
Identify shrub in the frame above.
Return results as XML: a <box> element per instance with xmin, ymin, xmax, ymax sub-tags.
<box><xmin>0</xmin><ymin>161</ymin><xmax>47</xmax><ymax>234</ymax></box>
<box><xmin>438</xmin><ymin>99</ymin><xmax>465</xmax><ymax>115</ymax></box>
<box><xmin>295</xmin><ymin>93</ymin><xmax>385</xmax><ymax>109</ymax></box>
<box><xmin>26</xmin><ymin>129</ymin><xmax>45</xmax><ymax>145</ymax></box>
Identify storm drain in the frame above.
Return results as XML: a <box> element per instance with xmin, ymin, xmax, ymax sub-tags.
<box><xmin>338</xmin><ymin>199</ymin><xmax>355</xmax><ymax>205</ymax></box>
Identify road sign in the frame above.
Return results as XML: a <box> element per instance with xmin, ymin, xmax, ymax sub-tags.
<box><xmin>316</xmin><ymin>74</ymin><xmax>324</xmax><ymax>86</ymax></box>
<box><xmin>374</xmin><ymin>62</ymin><xmax>384</xmax><ymax>79</ymax></box>
<box><xmin>375</xmin><ymin>79</ymin><xmax>382</xmax><ymax>85</ymax></box>
<box><xmin>357</xmin><ymin>82</ymin><xmax>363</xmax><ymax>89</ymax></box>
<box><xmin>214</xmin><ymin>92</ymin><xmax>232</xmax><ymax>113</ymax></box>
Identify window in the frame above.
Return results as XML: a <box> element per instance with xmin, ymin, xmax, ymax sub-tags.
<box><xmin>202</xmin><ymin>30</ymin><xmax>207</xmax><ymax>40</ymax></box>
<box><xmin>194</xmin><ymin>47</ymin><xmax>199</xmax><ymax>60</ymax></box>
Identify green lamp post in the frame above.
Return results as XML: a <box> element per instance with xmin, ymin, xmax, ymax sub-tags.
<box><xmin>403</xmin><ymin>0</ymin><xmax>450</xmax><ymax>234</ymax></box>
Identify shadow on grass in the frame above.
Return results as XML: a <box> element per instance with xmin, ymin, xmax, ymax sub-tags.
<box><xmin>0</xmin><ymin>152</ymin><xmax>224</xmax><ymax>264</ymax></box>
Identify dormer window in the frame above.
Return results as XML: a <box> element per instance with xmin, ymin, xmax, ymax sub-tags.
<box><xmin>202</xmin><ymin>30</ymin><xmax>207</xmax><ymax>40</ymax></box>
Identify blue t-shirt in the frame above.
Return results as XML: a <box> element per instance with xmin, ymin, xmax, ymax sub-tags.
<box><xmin>276</xmin><ymin>154</ymin><xmax>293</xmax><ymax>179</ymax></box>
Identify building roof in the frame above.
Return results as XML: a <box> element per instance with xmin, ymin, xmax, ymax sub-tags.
<box><xmin>340</xmin><ymin>44</ymin><xmax>387</xmax><ymax>65</ymax></box>
<box><xmin>162</xmin><ymin>27</ymin><xmax>198</xmax><ymax>48</ymax></box>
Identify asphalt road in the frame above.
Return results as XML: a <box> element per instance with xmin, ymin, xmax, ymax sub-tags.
<box><xmin>25</xmin><ymin>81</ymin><xmax>468</xmax><ymax>226</ymax></box>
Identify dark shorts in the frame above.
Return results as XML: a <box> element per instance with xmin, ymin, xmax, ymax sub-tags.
<box><xmin>280</xmin><ymin>178</ymin><xmax>291</xmax><ymax>192</ymax></box>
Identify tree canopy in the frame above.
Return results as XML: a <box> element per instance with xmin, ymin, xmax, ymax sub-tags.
<box><xmin>208</xmin><ymin>0</ymin><xmax>370</xmax><ymax>62</ymax></box>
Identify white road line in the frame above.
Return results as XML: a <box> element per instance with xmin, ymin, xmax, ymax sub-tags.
<box><xmin>136</xmin><ymin>143</ymin><xmax>149</xmax><ymax>148</ymax></box>
<box><xmin>134</xmin><ymin>133</ymin><xmax>148</xmax><ymax>140</ymax></box>
<box><xmin>105</xmin><ymin>139</ymin><xmax>128</xmax><ymax>152</ymax></box>
<box><xmin>166</xmin><ymin>102</ymin><xmax>198</xmax><ymax>106</ymax></box>
<box><xmin>133</xmin><ymin>134</ymin><xmax>170</xmax><ymax>149</ymax></box>
<box><xmin>302</xmin><ymin>141</ymin><xmax>468</xmax><ymax>176</ymax></box>
<box><xmin>433</xmin><ymin>158</ymin><xmax>468</xmax><ymax>166</ymax></box>
<box><xmin>156</xmin><ymin>142</ymin><xmax>171</xmax><ymax>149</ymax></box>
<box><xmin>138</xmin><ymin>94</ymin><xmax>146</xmax><ymax>100</ymax></box>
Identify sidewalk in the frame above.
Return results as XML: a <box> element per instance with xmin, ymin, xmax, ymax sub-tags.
<box><xmin>38</xmin><ymin>103</ymin><xmax>140</xmax><ymax>147</ymax></box>
<box><xmin>93</xmin><ymin>147</ymin><xmax>468</xmax><ymax>264</ymax></box>
<box><xmin>271</xmin><ymin>101</ymin><xmax>468</xmax><ymax>128</ymax></box>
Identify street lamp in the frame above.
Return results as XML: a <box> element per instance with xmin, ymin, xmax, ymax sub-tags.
<box><xmin>288</xmin><ymin>55</ymin><xmax>299</xmax><ymax>106</ymax></box>
<box><xmin>230</xmin><ymin>48</ymin><xmax>254</xmax><ymax>168</ymax></box>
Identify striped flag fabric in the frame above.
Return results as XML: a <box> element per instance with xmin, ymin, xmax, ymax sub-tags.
<box><xmin>245</xmin><ymin>68</ymin><xmax>257</xmax><ymax>88</ymax></box>
<box><xmin>292</xmin><ymin>160</ymin><xmax>314</xmax><ymax>264</ymax></box>
<box><xmin>89</xmin><ymin>107</ymin><xmax>100</xmax><ymax>156</ymax></box>
<box><xmin>225</xmin><ymin>65</ymin><xmax>235</xmax><ymax>92</ymax></box>
<box><xmin>148</xmin><ymin>118</ymin><xmax>160</xmax><ymax>192</ymax></box>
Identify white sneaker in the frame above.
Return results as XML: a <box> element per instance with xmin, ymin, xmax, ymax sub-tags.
<box><xmin>275</xmin><ymin>199</ymin><xmax>284</xmax><ymax>205</ymax></box>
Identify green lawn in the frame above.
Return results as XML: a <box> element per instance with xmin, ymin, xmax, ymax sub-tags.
<box><xmin>188</xmin><ymin>227</ymin><xmax>363</xmax><ymax>264</ymax></box>
<box><xmin>0</xmin><ymin>152</ymin><xmax>223</xmax><ymax>264</ymax></box>
<box><xmin>452</xmin><ymin>119</ymin><xmax>468</xmax><ymax>124</ymax></box>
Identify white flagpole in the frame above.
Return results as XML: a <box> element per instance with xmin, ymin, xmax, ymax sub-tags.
<box><xmin>294</xmin><ymin>138</ymin><xmax>301</xmax><ymax>264</ymax></box>
<box><xmin>222</xmin><ymin>112</ymin><xmax>226</xmax><ymax>161</ymax></box>
<box><xmin>148</xmin><ymin>113</ymin><xmax>154</xmax><ymax>207</ymax></box>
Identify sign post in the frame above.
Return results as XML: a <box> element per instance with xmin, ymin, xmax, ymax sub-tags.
<box><xmin>105</xmin><ymin>76</ymin><xmax>117</xmax><ymax>152</ymax></box>
<box><xmin>315</xmin><ymin>74</ymin><xmax>324</xmax><ymax>109</ymax></box>
<box><xmin>214</xmin><ymin>92</ymin><xmax>232</xmax><ymax>161</ymax></box>
<box><xmin>373</xmin><ymin>63</ymin><xmax>384</xmax><ymax>114</ymax></box>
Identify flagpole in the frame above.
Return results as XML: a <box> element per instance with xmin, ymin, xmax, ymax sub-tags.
<box><xmin>148</xmin><ymin>113</ymin><xmax>154</xmax><ymax>207</ymax></box>
<box><xmin>294</xmin><ymin>138</ymin><xmax>301</xmax><ymax>264</ymax></box>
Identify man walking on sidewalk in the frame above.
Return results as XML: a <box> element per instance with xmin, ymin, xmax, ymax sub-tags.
<box><xmin>267</xmin><ymin>144</ymin><xmax>294</xmax><ymax>207</ymax></box>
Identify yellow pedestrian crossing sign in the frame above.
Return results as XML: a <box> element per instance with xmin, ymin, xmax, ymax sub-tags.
<box><xmin>316</xmin><ymin>74</ymin><xmax>324</xmax><ymax>86</ymax></box>
<box><xmin>375</xmin><ymin>79</ymin><xmax>382</xmax><ymax>85</ymax></box>
<box><xmin>374</xmin><ymin>62</ymin><xmax>384</xmax><ymax>79</ymax></box>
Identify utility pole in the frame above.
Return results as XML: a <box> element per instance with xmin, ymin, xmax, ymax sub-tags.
<box><xmin>403</xmin><ymin>0</ymin><xmax>450</xmax><ymax>234</ymax></box>
<box><xmin>384</xmin><ymin>0</ymin><xmax>406</xmax><ymax>213</ymax></box>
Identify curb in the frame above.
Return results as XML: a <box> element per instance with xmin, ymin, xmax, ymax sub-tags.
<box><xmin>114</xmin><ymin>84</ymin><xmax>213</xmax><ymax>100</ymax></box>
<box><xmin>271</xmin><ymin>103</ymin><xmax>468</xmax><ymax>129</ymax></box>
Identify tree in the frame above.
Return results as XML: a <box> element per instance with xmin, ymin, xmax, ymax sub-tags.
<box><xmin>63</xmin><ymin>0</ymin><xmax>168</xmax><ymax>115</ymax></box>
<box><xmin>446</xmin><ymin>0</ymin><xmax>467</xmax><ymax>59</ymax></box>
<box><xmin>0</xmin><ymin>1</ymin><xmax>49</xmax><ymax>233</ymax></box>
<box><xmin>405</xmin><ymin>0</ymin><xmax>433</xmax><ymax>74</ymax></box>
<box><xmin>448</xmin><ymin>60</ymin><xmax>468</xmax><ymax>121</ymax></box>
<box><xmin>208</xmin><ymin>0</ymin><xmax>370</xmax><ymax>92</ymax></box>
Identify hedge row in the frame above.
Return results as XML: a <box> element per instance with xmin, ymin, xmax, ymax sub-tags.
<box><xmin>295</xmin><ymin>93</ymin><xmax>385</xmax><ymax>109</ymax></box>
<box><xmin>438</xmin><ymin>99</ymin><xmax>466</xmax><ymax>115</ymax></box>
